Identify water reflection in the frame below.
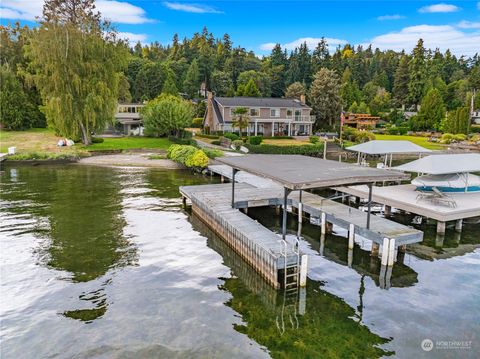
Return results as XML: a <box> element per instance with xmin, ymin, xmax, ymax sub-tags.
<box><xmin>0</xmin><ymin>165</ymin><xmax>137</xmax><ymax>322</ymax></box>
<box><xmin>190</xmin><ymin>213</ymin><xmax>394</xmax><ymax>358</ymax></box>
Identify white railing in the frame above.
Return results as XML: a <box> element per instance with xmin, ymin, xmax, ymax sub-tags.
<box><xmin>291</xmin><ymin>115</ymin><xmax>315</xmax><ymax>122</ymax></box>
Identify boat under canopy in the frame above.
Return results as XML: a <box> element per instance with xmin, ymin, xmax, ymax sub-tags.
<box><xmin>412</xmin><ymin>173</ymin><xmax>480</xmax><ymax>192</ymax></box>
<box><xmin>395</xmin><ymin>153</ymin><xmax>480</xmax><ymax>193</ymax></box>
<box><xmin>394</xmin><ymin>153</ymin><xmax>480</xmax><ymax>174</ymax></box>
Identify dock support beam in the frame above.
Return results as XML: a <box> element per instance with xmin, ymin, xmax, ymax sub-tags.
<box><xmin>321</xmin><ymin>212</ymin><xmax>326</xmax><ymax>234</ymax></box>
<box><xmin>231</xmin><ymin>168</ymin><xmax>238</xmax><ymax>208</ymax></box>
<box><xmin>298</xmin><ymin>190</ymin><xmax>303</xmax><ymax>224</ymax></box>
<box><xmin>455</xmin><ymin>219</ymin><xmax>463</xmax><ymax>233</ymax></box>
<box><xmin>366</xmin><ymin>183</ymin><xmax>373</xmax><ymax>229</ymax></box>
<box><xmin>436</xmin><ymin>221</ymin><xmax>446</xmax><ymax>235</ymax></box>
<box><xmin>381</xmin><ymin>238</ymin><xmax>396</xmax><ymax>266</ymax></box>
<box><xmin>282</xmin><ymin>187</ymin><xmax>291</xmax><ymax>241</ymax></box>
<box><xmin>348</xmin><ymin>223</ymin><xmax>355</xmax><ymax>250</ymax></box>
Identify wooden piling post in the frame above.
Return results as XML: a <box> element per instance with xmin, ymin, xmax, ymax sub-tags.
<box><xmin>381</xmin><ymin>238</ymin><xmax>390</xmax><ymax>266</ymax></box>
<box><xmin>321</xmin><ymin>212</ymin><xmax>326</xmax><ymax>234</ymax></box>
<box><xmin>384</xmin><ymin>205</ymin><xmax>391</xmax><ymax>217</ymax></box>
<box><xmin>437</xmin><ymin>221</ymin><xmax>446</xmax><ymax>235</ymax></box>
<box><xmin>299</xmin><ymin>254</ymin><xmax>308</xmax><ymax>287</ymax></box>
<box><xmin>371</xmin><ymin>242</ymin><xmax>380</xmax><ymax>257</ymax></box>
<box><xmin>455</xmin><ymin>219</ymin><xmax>463</xmax><ymax>233</ymax></box>
<box><xmin>347</xmin><ymin>248</ymin><xmax>353</xmax><ymax>268</ymax></box>
<box><xmin>387</xmin><ymin>238</ymin><xmax>395</xmax><ymax>266</ymax></box>
<box><xmin>348</xmin><ymin>223</ymin><xmax>355</xmax><ymax>249</ymax></box>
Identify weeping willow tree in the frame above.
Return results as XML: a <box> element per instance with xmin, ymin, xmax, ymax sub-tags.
<box><xmin>25</xmin><ymin>0</ymin><xmax>128</xmax><ymax>144</ymax></box>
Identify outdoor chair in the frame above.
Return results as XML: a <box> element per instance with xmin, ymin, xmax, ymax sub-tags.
<box><xmin>416</xmin><ymin>187</ymin><xmax>457</xmax><ymax>208</ymax></box>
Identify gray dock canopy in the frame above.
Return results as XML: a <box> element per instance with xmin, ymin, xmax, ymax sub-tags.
<box><xmin>346</xmin><ymin>140</ymin><xmax>432</xmax><ymax>154</ymax></box>
<box><xmin>394</xmin><ymin>153</ymin><xmax>480</xmax><ymax>174</ymax></box>
<box><xmin>217</xmin><ymin>154</ymin><xmax>409</xmax><ymax>190</ymax></box>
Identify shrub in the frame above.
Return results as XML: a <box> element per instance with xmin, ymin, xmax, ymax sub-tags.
<box><xmin>355</xmin><ymin>131</ymin><xmax>376</xmax><ymax>143</ymax></box>
<box><xmin>203</xmin><ymin>148</ymin><xmax>224</xmax><ymax>159</ymax></box>
<box><xmin>211</xmin><ymin>140</ymin><xmax>221</xmax><ymax>146</ymax></box>
<box><xmin>454</xmin><ymin>134</ymin><xmax>466</xmax><ymax>141</ymax></box>
<box><xmin>440</xmin><ymin>133</ymin><xmax>454</xmax><ymax>144</ymax></box>
<box><xmin>191</xmin><ymin>117</ymin><xmax>204</xmax><ymax>128</ymax></box>
<box><xmin>309</xmin><ymin>135</ymin><xmax>319</xmax><ymax>144</ymax></box>
<box><xmin>245</xmin><ymin>143</ymin><xmax>324</xmax><ymax>156</ymax></box>
<box><xmin>232</xmin><ymin>139</ymin><xmax>244</xmax><ymax>150</ymax></box>
<box><xmin>248</xmin><ymin>136</ymin><xmax>263</xmax><ymax>145</ymax></box>
<box><xmin>91</xmin><ymin>137</ymin><xmax>104</xmax><ymax>143</ymax></box>
<box><xmin>223</xmin><ymin>132</ymin><xmax>239</xmax><ymax>141</ymax></box>
<box><xmin>185</xmin><ymin>149</ymin><xmax>209</xmax><ymax>168</ymax></box>
<box><xmin>167</xmin><ymin>144</ymin><xmax>209</xmax><ymax>169</ymax></box>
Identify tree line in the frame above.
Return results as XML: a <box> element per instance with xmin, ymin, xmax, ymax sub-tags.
<box><xmin>1</xmin><ymin>0</ymin><xmax>479</xmax><ymax>139</ymax></box>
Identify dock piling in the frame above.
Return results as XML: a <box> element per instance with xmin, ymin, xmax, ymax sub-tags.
<box><xmin>321</xmin><ymin>212</ymin><xmax>326</xmax><ymax>234</ymax></box>
<box><xmin>299</xmin><ymin>255</ymin><xmax>308</xmax><ymax>287</ymax></box>
<box><xmin>455</xmin><ymin>219</ymin><xmax>463</xmax><ymax>233</ymax></box>
<box><xmin>348</xmin><ymin>223</ymin><xmax>355</xmax><ymax>250</ymax></box>
<box><xmin>371</xmin><ymin>242</ymin><xmax>380</xmax><ymax>257</ymax></box>
<box><xmin>436</xmin><ymin>221</ymin><xmax>446</xmax><ymax>235</ymax></box>
<box><xmin>381</xmin><ymin>238</ymin><xmax>389</xmax><ymax>266</ymax></box>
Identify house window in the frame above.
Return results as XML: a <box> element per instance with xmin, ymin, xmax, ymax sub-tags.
<box><xmin>286</xmin><ymin>109</ymin><xmax>293</xmax><ymax>118</ymax></box>
<box><xmin>270</xmin><ymin>108</ymin><xmax>280</xmax><ymax>117</ymax></box>
<box><xmin>249</xmin><ymin>108</ymin><xmax>260</xmax><ymax>117</ymax></box>
<box><xmin>230</xmin><ymin>108</ymin><xmax>236</xmax><ymax>116</ymax></box>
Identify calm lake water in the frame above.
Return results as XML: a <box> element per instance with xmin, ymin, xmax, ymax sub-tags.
<box><xmin>1</xmin><ymin>164</ymin><xmax>479</xmax><ymax>358</ymax></box>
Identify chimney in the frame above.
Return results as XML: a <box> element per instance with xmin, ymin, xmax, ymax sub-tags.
<box><xmin>206</xmin><ymin>91</ymin><xmax>214</xmax><ymax>132</ymax></box>
<box><xmin>300</xmin><ymin>94</ymin><xmax>306</xmax><ymax>105</ymax></box>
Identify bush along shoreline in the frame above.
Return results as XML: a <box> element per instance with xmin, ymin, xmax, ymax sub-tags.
<box><xmin>166</xmin><ymin>144</ymin><xmax>210</xmax><ymax>171</ymax></box>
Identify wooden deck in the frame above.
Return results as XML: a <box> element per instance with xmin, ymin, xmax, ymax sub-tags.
<box><xmin>180</xmin><ymin>183</ymin><xmax>300</xmax><ymax>289</ymax></box>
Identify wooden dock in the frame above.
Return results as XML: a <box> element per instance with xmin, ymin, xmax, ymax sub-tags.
<box><xmin>209</xmin><ymin>165</ymin><xmax>423</xmax><ymax>246</ymax></box>
<box><xmin>180</xmin><ymin>183</ymin><xmax>301</xmax><ymax>289</ymax></box>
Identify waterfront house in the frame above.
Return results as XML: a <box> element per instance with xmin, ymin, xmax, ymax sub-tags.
<box><xmin>204</xmin><ymin>92</ymin><xmax>315</xmax><ymax>136</ymax></box>
<box><xmin>114</xmin><ymin>103</ymin><xmax>144</xmax><ymax>135</ymax></box>
<box><xmin>472</xmin><ymin>108</ymin><xmax>480</xmax><ymax>125</ymax></box>
<box><xmin>343</xmin><ymin>113</ymin><xmax>381</xmax><ymax>130</ymax></box>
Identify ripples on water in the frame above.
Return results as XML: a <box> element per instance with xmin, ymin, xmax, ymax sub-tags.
<box><xmin>0</xmin><ymin>165</ymin><xmax>479</xmax><ymax>358</ymax></box>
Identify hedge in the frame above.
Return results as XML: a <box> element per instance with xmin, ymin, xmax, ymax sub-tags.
<box><xmin>244</xmin><ymin>143</ymin><xmax>324</xmax><ymax>155</ymax></box>
<box><xmin>248</xmin><ymin>136</ymin><xmax>263</xmax><ymax>145</ymax></box>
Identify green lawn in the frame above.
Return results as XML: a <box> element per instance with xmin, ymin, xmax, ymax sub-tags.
<box><xmin>374</xmin><ymin>134</ymin><xmax>444</xmax><ymax>150</ymax></box>
<box><xmin>85</xmin><ymin>137</ymin><xmax>172</xmax><ymax>151</ymax></box>
<box><xmin>0</xmin><ymin>128</ymin><xmax>172</xmax><ymax>160</ymax></box>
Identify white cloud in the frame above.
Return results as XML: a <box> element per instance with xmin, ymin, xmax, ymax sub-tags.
<box><xmin>260</xmin><ymin>37</ymin><xmax>348</xmax><ymax>52</ymax></box>
<box><xmin>457</xmin><ymin>20</ymin><xmax>480</xmax><ymax>29</ymax></box>
<box><xmin>419</xmin><ymin>3</ymin><xmax>460</xmax><ymax>13</ymax></box>
<box><xmin>163</xmin><ymin>2</ymin><xmax>222</xmax><ymax>14</ymax></box>
<box><xmin>0</xmin><ymin>0</ymin><xmax>153</xmax><ymax>24</ymax></box>
<box><xmin>117</xmin><ymin>32</ymin><xmax>148</xmax><ymax>46</ymax></box>
<box><xmin>377</xmin><ymin>14</ymin><xmax>405</xmax><ymax>21</ymax></box>
<box><xmin>97</xmin><ymin>1</ymin><xmax>154</xmax><ymax>24</ymax></box>
<box><xmin>366</xmin><ymin>24</ymin><xmax>480</xmax><ymax>56</ymax></box>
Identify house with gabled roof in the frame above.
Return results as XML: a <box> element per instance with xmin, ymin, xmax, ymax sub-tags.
<box><xmin>205</xmin><ymin>92</ymin><xmax>315</xmax><ymax>136</ymax></box>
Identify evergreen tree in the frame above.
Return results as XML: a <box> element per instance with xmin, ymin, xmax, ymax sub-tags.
<box><xmin>297</xmin><ymin>42</ymin><xmax>312</xmax><ymax>86</ymax></box>
<box><xmin>340</xmin><ymin>67</ymin><xmax>362</xmax><ymax>109</ymax></box>
<box><xmin>285</xmin><ymin>82</ymin><xmax>306</xmax><ymax>99</ymax></box>
<box><xmin>27</xmin><ymin>0</ymin><xmax>128</xmax><ymax>144</ymax></box>
<box><xmin>183</xmin><ymin>59</ymin><xmax>200</xmax><ymax>98</ymax></box>
<box><xmin>309</xmin><ymin>68</ymin><xmax>342</xmax><ymax>128</ymax></box>
<box><xmin>408</xmin><ymin>39</ymin><xmax>426</xmax><ymax>109</ymax></box>
<box><xmin>211</xmin><ymin>70</ymin><xmax>232</xmax><ymax>96</ymax></box>
<box><xmin>312</xmin><ymin>38</ymin><xmax>330</xmax><ymax>71</ymax></box>
<box><xmin>242</xmin><ymin>79</ymin><xmax>261</xmax><ymax>97</ymax></box>
<box><xmin>162</xmin><ymin>72</ymin><xmax>178</xmax><ymax>95</ymax></box>
<box><xmin>413</xmin><ymin>88</ymin><xmax>445</xmax><ymax>130</ymax></box>
<box><xmin>393</xmin><ymin>55</ymin><xmax>410</xmax><ymax>107</ymax></box>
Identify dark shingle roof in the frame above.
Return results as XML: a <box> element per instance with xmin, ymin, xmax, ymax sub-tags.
<box><xmin>214</xmin><ymin>97</ymin><xmax>311</xmax><ymax>109</ymax></box>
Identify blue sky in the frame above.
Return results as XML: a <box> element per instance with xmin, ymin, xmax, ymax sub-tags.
<box><xmin>1</xmin><ymin>1</ymin><xmax>479</xmax><ymax>56</ymax></box>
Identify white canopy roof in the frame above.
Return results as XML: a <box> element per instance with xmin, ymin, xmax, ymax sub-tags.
<box><xmin>394</xmin><ymin>153</ymin><xmax>480</xmax><ymax>174</ymax></box>
<box><xmin>346</xmin><ymin>140</ymin><xmax>432</xmax><ymax>154</ymax></box>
